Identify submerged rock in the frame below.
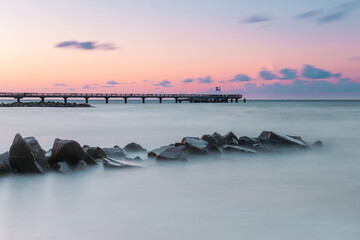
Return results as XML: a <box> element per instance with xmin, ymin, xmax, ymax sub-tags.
<box><xmin>86</xmin><ymin>147</ymin><xmax>107</xmax><ymax>159</ymax></box>
<box><xmin>212</xmin><ymin>132</ymin><xmax>224</xmax><ymax>146</ymax></box>
<box><xmin>258</xmin><ymin>131</ymin><xmax>308</xmax><ymax>149</ymax></box>
<box><xmin>181</xmin><ymin>137</ymin><xmax>208</xmax><ymax>155</ymax></box>
<box><xmin>222</xmin><ymin>145</ymin><xmax>257</xmax><ymax>154</ymax></box>
<box><xmin>201</xmin><ymin>134</ymin><xmax>217</xmax><ymax>148</ymax></box>
<box><xmin>238</xmin><ymin>136</ymin><xmax>259</xmax><ymax>146</ymax></box>
<box><xmin>103</xmin><ymin>158</ymin><xmax>140</xmax><ymax>169</ymax></box>
<box><xmin>311</xmin><ymin>140</ymin><xmax>323</xmax><ymax>148</ymax></box>
<box><xmin>148</xmin><ymin>145</ymin><xmax>174</xmax><ymax>158</ymax></box>
<box><xmin>124</xmin><ymin>142</ymin><xmax>147</xmax><ymax>153</ymax></box>
<box><xmin>156</xmin><ymin>146</ymin><xmax>189</xmax><ymax>161</ymax></box>
<box><xmin>0</xmin><ymin>152</ymin><xmax>11</xmax><ymax>175</ymax></box>
<box><xmin>103</xmin><ymin>147</ymin><xmax>127</xmax><ymax>160</ymax></box>
<box><xmin>223</xmin><ymin>132</ymin><xmax>239</xmax><ymax>145</ymax></box>
<box><xmin>49</xmin><ymin>138</ymin><xmax>97</xmax><ymax>169</ymax></box>
<box><xmin>9</xmin><ymin>134</ymin><xmax>51</xmax><ymax>174</ymax></box>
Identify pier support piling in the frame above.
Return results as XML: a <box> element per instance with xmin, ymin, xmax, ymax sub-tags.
<box><xmin>105</xmin><ymin>97</ymin><xmax>109</xmax><ymax>104</ymax></box>
<box><xmin>124</xmin><ymin>98</ymin><xmax>128</xmax><ymax>104</ymax></box>
<box><xmin>85</xmin><ymin>97</ymin><xmax>89</xmax><ymax>104</ymax></box>
<box><xmin>159</xmin><ymin>98</ymin><xmax>162</xmax><ymax>103</ymax></box>
<box><xmin>142</xmin><ymin>98</ymin><xmax>145</xmax><ymax>104</ymax></box>
<box><xmin>64</xmin><ymin>97</ymin><xmax>68</xmax><ymax>104</ymax></box>
<box><xmin>235</xmin><ymin>98</ymin><xmax>238</xmax><ymax>103</ymax></box>
<box><xmin>40</xmin><ymin>97</ymin><xmax>45</xmax><ymax>103</ymax></box>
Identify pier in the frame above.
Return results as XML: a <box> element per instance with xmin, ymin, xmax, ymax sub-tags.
<box><xmin>0</xmin><ymin>92</ymin><xmax>242</xmax><ymax>104</ymax></box>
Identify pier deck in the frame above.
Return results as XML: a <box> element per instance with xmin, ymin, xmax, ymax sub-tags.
<box><xmin>0</xmin><ymin>92</ymin><xmax>242</xmax><ymax>104</ymax></box>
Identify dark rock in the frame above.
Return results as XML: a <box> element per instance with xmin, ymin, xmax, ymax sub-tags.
<box><xmin>9</xmin><ymin>134</ymin><xmax>51</xmax><ymax>173</ymax></box>
<box><xmin>103</xmin><ymin>147</ymin><xmax>127</xmax><ymax>159</ymax></box>
<box><xmin>311</xmin><ymin>141</ymin><xmax>323</xmax><ymax>148</ymax></box>
<box><xmin>181</xmin><ymin>137</ymin><xmax>208</xmax><ymax>155</ymax></box>
<box><xmin>0</xmin><ymin>152</ymin><xmax>11</xmax><ymax>175</ymax></box>
<box><xmin>52</xmin><ymin>162</ymin><xmax>72</xmax><ymax>174</ymax></box>
<box><xmin>124</xmin><ymin>142</ymin><xmax>147</xmax><ymax>153</ymax></box>
<box><xmin>82</xmin><ymin>145</ymin><xmax>90</xmax><ymax>149</ymax></box>
<box><xmin>148</xmin><ymin>145</ymin><xmax>174</xmax><ymax>158</ymax></box>
<box><xmin>258</xmin><ymin>131</ymin><xmax>308</xmax><ymax>149</ymax></box>
<box><xmin>208</xmin><ymin>145</ymin><xmax>222</xmax><ymax>154</ymax></box>
<box><xmin>103</xmin><ymin>158</ymin><xmax>139</xmax><ymax>169</ymax></box>
<box><xmin>252</xmin><ymin>143</ymin><xmax>272</xmax><ymax>152</ymax></box>
<box><xmin>86</xmin><ymin>147</ymin><xmax>107</xmax><ymax>159</ymax></box>
<box><xmin>222</xmin><ymin>145</ymin><xmax>257</xmax><ymax>154</ymax></box>
<box><xmin>49</xmin><ymin>138</ymin><xmax>97</xmax><ymax>169</ymax></box>
<box><xmin>238</xmin><ymin>136</ymin><xmax>259</xmax><ymax>146</ymax></box>
<box><xmin>156</xmin><ymin>146</ymin><xmax>189</xmax><ymax>161</ymax></box>
<box><xmin>201</xmin><ymin>134</ymin><xmax>217</xmax><ymax>148</ymax></box>
<box><xmin>212</xmin><ymin>132</ymin><xmax>224</xmax><ymax>146</ymax></box>
<box><xmin>223</xmin><ymin>131</ymin><xmax>239</xmax><ymax>145</ymax></box>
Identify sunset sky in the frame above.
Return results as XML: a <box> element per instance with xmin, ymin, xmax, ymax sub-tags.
<box><xmin>0</xmin><ymin>0</ymin><xmax>359</xmax><ymax>98</ymax></box>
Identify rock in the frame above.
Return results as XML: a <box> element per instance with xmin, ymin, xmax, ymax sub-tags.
<box><xmin>212</xmin><ymin>132</ymin><xmax>224</xmax><ymax>146</ymax></box>
<box><xmin>181</xmin><ymin>137</ymin><xmax>208</xmax><ymax>155</ymax></box>
<box><xmin>124</xmin><ymin>142</ymin><xmax>147</xmax><ymax>153</ymax></box>
<box><xmin>49</xmin><ymin>138</ymin><xmax>97</xmax><ymax>169</ymax></box>
<box><xmin>238</xmin><ymin>136</ymin><xmax>259</xmax><ymax>146</ymax></box>
<box><xmin>208</xmin><ymin>145</ymin><xmax>222</xmax><ymax>154</ymax></box>
<box><xmin>52</xmin><ymin>162</ymin><xmax>72</xmax><ymax>174</ymax></box>
<box><xmin>0</xmin><ymin>152</ymin><xmax>11</xmax><ymax>175</ymax></box>
<box><xmin>9</xmin><ymin>134</ymin><xmax>51</xmax><ymax>173</ymax></box>
<box><xmin>86</xmin><ymin>147</ymin><xmax>107</xmax><ymax>159</ymax></box>
<box><xmin>201</xmin><ymin>134</ymin><xmax>217</xmax><ymax>148</ymax></box>
<box><xmin>103</xmin><ymin>147</ymin><xmax>127</xmax><ymax>159</ymax></box>
<box><xmin>258</xmin><ymin>131</ymin><xmax>308</xmax><ymax>149</ymax></box>
<box><xmin>103</xmin><ymin>158</ymin><xmax>139</xmax><ymax>169</ymax></box>
<box><xmin>252</xmin><ymin>143</ymin><xmax>272</xmax><ymax>152</ymax></box>
<box><xmin>148</xmin><ymin>145</ymin><xmax>174</xmax><ymax>158</ymax></box>
<box><xmin>223</xmin><ymin>131</ymin><xmax>239</xmax><ymax>145</ymax></box>
<box><xmin>156</xmin><ymin>146</ymin><xmax>189</xmax><ymax>161</ymax></box>
<box><xmin>222</xmin><ymin>145</ymin><xmax>257</xmax><ymax>154</ymax></box>
<box><xmin>311</xmin><ymin>141</ymin><xmax>323</xmax><ymax>148</ymax></box>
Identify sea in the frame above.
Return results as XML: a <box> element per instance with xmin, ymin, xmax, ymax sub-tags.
<box><xmin>0</xmin><ymin>99</ymin><xmax>359</xmax><ymax>240</ymax></box>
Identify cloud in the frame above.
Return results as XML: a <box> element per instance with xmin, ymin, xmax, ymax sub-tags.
<box><xmin>259</xmin><ymin>69</ymin><xmax>278</xmax><ymax>80</ymax></box>
<box><xmin>54</xmin><ymin>83</ymin><xmax>68</xmax><ymax>87</ymax></box>
<box><xmin>198</xmin><ymin>76</ymin><xmax>213</xmax><ymax>84</ymax></box>
<box><xmin>82</xmin><ymin>84</ymin><xmax>96</xmax><ymax>89</ymax></box>
<box><xmin>100</xmin><ymin>85</ymin><xmax>115</xmax><ymax>88</ymax></box>
<box><xmin>279</xmin><ymin>68</ymin><xmax>297</xmax><ymax>80</ymax></box>
<box><xmin>302</xmin><ymin>65</ymin><xmax>341</xmax><ymax>79</ymax></box>
<box><xmin>65</xmin><ymin>88</ymin><xmax>75</xmax><ymax>91</ymax></box>
<box><xmin>152</xmin><ymin>80</ymin><xmax>173</xmax><ymax>88</ymax></box>
<box><xmin>107</xmin><ymin>80</ymin><xmax>119</xmax><ymax>85</ymax></box>
<box><xmin>229</xmin><ymin>74</ymin><xmax>251</xmax><ymax>82</ymax></box>
<box><xmin>244</xmin><ymin>78</ymin><xmax>360</xmax><ymax>94</ymax></box>
<box><xmin>318</xmin><ymin>1</ymin><xmax>360</xmax><ymax>23</ymax></box>
<box><xmin>347</xmin><ymin>57</ymin><xmax>360</xmax><ymax>61</ymax></box>
<box><xmin>183</xmin><ymin>78</ymin><xmax>194</xmax><ymax>83</ymax></box>
<box><xmin>242</xmin><ymin>15</ymin><xmax>272</xmax><ymax>23</ymax></box>
<box><xmin>55</xmin><ymin>41</ymin><xmax>117</xmax><ymax>50</ymax></box>
<box><xmin>295</xmin><ymin>9</ymin><xmax>323</xmax><ymax>19</ymax></box>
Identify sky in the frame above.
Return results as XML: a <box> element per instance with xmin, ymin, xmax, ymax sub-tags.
<box><xmin>0</xmin><ymin>0</ymin><xmax>359</xmax><ymax>99</ymax></box>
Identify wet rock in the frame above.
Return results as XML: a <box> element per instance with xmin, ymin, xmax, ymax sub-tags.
<box><xmin>201</xmin><ymin>134</ymin><xmax>217</xmax><ymax>148</ymax></box>
<box><xmin>208</xmin><ymin>145</ymin><xmax>222</xmax><ymax>154</ymax></box>
<box><xmin>124</xmin><ymin>142</ymin><xmax>147</xmax><ymax>153</ymax></box>
<box><xmin>238</xmin><ymin>136</ymin><xmax>259</xmax><ymax>146</ymax></box>
<box><xmin>311</xmin><ymin>141</ymin><xmax>323</xmax><ymax>148</ymax></box>
<box><xmin>212</xmin><ymin>132</ymin><xmax>224</xmax><ymax>146</ymax></box>
<box><xmin>86</xmin><ymin>147</ymin><xmax>107</xmax><ymax>159</ymax></box>
<box><xmin>103</xmin><ymin>158</ymin><xmax>139</xmax><ymax>169</ymax></box>
<box><xmin>103</xmin><ymin>147</ymin><xmax>127</xmax><ymax>160</ymax></box>
<box><xmin>9</xmin><ymin>134</ymin><xmax>51</xmax><ymax>174</ymax></box>
<box><xmin>148</xmin><ymin>145</ymin><xmax>174</xmax><ymax>158</ymax></box>
<box><xmin>252</xmin><ymin>143</ymin><xmax>272</xmax><ymax>152</ymax></box>
<box><xmin>223</xmin><ymin>132</ymin><xmax>239</xmax><ymax>145</ymax></box>
<box><xmin>0</xmin><ymin>152</ymin><xmax>11</xmax><ymax>175</ymax></box>
<box><xmin>222</xmin><ymin>145</ymin><xmax>257</xmax><ymax>154</ymax></box>
<box><xmin>49</xmin><ymin>138</ymin><xmax>97</xmax><ymax>169</ymax></box>
<box><xmin>258</xmin><ymin>131</ymin><xmax>308</xmax><ymax>149</ymax></box>
<box><xmin>181</xmin><ymin>137</ymin><xmax>208</xmax><ymax>155</ymax></box>
<box><xmin>52</xmin><ymin>162</ymin><xmax>72</xmax><ymax>174</ymax></box>
<box><xmin>156</xmin><ymin>146</ymin><xmax>189</xmax><ymax>161</ymax></box>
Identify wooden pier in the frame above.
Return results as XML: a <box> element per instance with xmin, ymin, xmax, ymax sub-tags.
<box><xmin>0</xmin><ymin>92</ymin><xmax>242</xmax><ymax>104</ymax></box>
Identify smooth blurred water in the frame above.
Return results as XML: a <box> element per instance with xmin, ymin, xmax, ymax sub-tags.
<box><xmin>0</xmin><ymin>100</ymin><xmax>359</xmax><ymax>240</ymax></box>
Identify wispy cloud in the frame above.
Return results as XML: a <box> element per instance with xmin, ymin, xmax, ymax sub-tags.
<box><xmin>242</xmin><ymin>15</ymin><xmax>272</xmax><ymax>23</ymax></box>
<box><xmin>229</xmin><ymin>74</ymin><xmax>251</xmax><ymax>82</ymax></box>
<box><xmin>198</xmin><ymin>76</ymin><xmax>213</xmax><ymax>84</ymax></box>
<box><xmin>55</xmin><ymin>41</ymin><xmax>117</xmax><ymax>50</ymax></box>
<box><xmin>82</xmin><ymin>84</ymin><xmax>97</xmax><ymax>89</ymax></box>
<box><xmin>347</xmin><ymin>57</ymin><xmax>360</xmax><ymax>61</ymax></box>
<box><xmin>107</xmin><ymin>80</ymin><xmax>119</xmax><ymax>85</ymax></box>
<box><xmin>153</xmin><ymin>80</ymin><xmax>173</xmax><ymax>87</ymax></box>
<box><xmin>302</xmin><ymin>65</ymin><xmax>341</xmax><ymax>79</ymax></box>
<box><xmin>65</xmin><ymin>88</ymin><xmax>75</xmax><ymax>91</ymax></box>
<box><xmin>259</xmin><ymin>69</ymin><xmax>278</xmax><ymax>80</ymax></box>
<box><xmin>295</xmin><ymin>9</ymin><xmax>323</xmax><ymax>19</ymax></box>
<box><xmin>183</xmin><ymin>78</ymin><xmax>194</xmax><ymax>83</ymax></box>
<box><xmin>279</xmin><ymin>68</ymin><xmax>297</xmax><ymax>80</ymax></box>
<box><xmin>54</xmin><ymin>83</ymin><xmax>68</xmax><ymax>87</ymax></box>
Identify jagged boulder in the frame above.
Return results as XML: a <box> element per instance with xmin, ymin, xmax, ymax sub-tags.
<box><xmin>238</xmin><ymin>136</ymin><xmax>259</xmax><ymax>146</ymax></box>
<box><xmin>0</xmin><ymin>152</ymin><xmax>11</xmax><ymax>175</ymax></box>
<box><xmin>148</xmin><ymin>145</ymin><xmax>174</xmax><ymax>158</ymax></box>
<box><xmin>181</xmin><ymin>137</ymin><xmax>208</xmax><ymax>155</ymax></box>
<box><xmin>223</xmin><ymin>132</ymin><xmax>239</xmax><ymax>145</ymax></box>
<box><xmin>9</xmin><ymin>134</ymin><xmax>51</xmax><ymax>174</ymax></box>
<box><xmin>86</xmin><ymin>147</ymin><xmax>107</xmax><ymax>159</ymax></box>
<box><xmin>124</xmin><ymin>142</ymin><xmax>147</xmax><ymax>153</ymax></box>
<box><xmin>258</xmin><ymin>131</ymin><xmax>308</xmax><ymax>149</ymax></box>
<box><xmin>103</xmin><ymin>147</ymin><xmax>127</xmax><ymax>159</ymax></box>
<box><xmin>201</xmin><ymin>134</ymin><xmax>218</xmax><ymax>148</ymax></box>
<box><xmin>156</xmin><ymin>146</ymin><xmax>189</xmax><ymax>161</ymax></box>
<box><xmin>103</xmin><ymin>158</ymin><xmax>140</xmax><ymax>169</ymax></box>
<box><xmin>212</xmin><ymin>132</ymin><xmax>224</xmax><ymax>146</ymax></box>
<box><xmin>222</xmin><ymin>145</ymin><xmax>257</xmax><ymax>154</ymax></box>
<box><xmin>49</xmin><ymin>138</ymin><xmax>97</xmax><ymax>169</ymax></box>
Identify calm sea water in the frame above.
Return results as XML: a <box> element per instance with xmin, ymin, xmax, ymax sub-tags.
<box><xmin>0</xmin><ymin>100</ymin><xmax>359</xmax><ymax>240</ymax></box>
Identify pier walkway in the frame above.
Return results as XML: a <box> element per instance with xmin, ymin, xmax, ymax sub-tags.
<box><xmin>0</xmin><ymin>92</ymin><xmax>242</xmax><ymax>104</ymax></box>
